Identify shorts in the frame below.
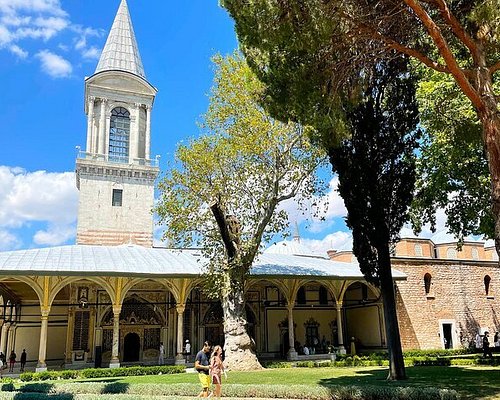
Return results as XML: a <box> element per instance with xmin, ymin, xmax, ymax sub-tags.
<box><xmin>212</xmin><ymin>374</ymin><xmax>221</xmax><ymax>384</ymax></box>
<box><xmin>198</xmin><ymin>373</ymin><xmax>211</xmax><ymax>389</ymax></box>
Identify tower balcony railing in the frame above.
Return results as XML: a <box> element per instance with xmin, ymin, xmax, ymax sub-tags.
<box><xmin>76</xmin><ymin>149</ymin><xmax>160</xmax><ymax>168</ymax></box>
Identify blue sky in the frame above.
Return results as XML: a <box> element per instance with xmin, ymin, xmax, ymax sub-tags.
<box><xmin>0</xmin><ymin>0</ymin><xmax>448</xmax><ymax>253</ymax></box>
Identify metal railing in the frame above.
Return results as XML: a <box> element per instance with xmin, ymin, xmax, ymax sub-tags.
<box><xmin>76</xmin><ymin>149</ymin><xmax>160</xmax><ymax>167</ymax></box>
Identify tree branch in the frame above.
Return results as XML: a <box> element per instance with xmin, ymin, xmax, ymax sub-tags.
<box><xmin>432</xmin><ymin>0</ymin><xmax>479</xmax><ymax>63</ymax></box>
<box><xmin>353</xmin><ymin>22</ymin><xmax>450</xmax><ymax>74</ymax></box>
<box><xmin>490</xmin><ymin>61</ymin><xmax>500</xmax><ymax>74</ymax></box>
<box><xmin>210</xmin><ymin>200</ymin><xmax>237</xmax><ymax>260</ymax></box>
<box><xmin>403</xmin><ymin>0</ymin><xmax>483</xmax><ymax>111</ymax></box>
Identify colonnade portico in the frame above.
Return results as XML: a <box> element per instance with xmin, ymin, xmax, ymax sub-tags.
<box><xmin>0</xmin><ymin>249</ymin><xmax>391</xmax><ymax>372</ymax></box>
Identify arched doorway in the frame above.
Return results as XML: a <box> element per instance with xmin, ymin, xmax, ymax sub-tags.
<box><xmin>123</xmin><ymin>332</ymin><xmax>140</xmax><ymax>362</ymax></box>
<box><xmin>203</xmin><ymin>303</ymin><xmax>224</xmax><ymax>347</ymax></box>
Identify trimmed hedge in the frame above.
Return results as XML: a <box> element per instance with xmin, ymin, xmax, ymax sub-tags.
<box><xmin>19</xmin><ymin>365</ymin><xmax>185</xmax><ymax>382</ymax></box>
<box><xmin>3</xmin><ymin>382</ymin><xmax>458</xmax><ymax>400</ymax></box>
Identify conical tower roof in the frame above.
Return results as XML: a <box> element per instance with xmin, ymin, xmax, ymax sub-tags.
<box><xmin>95</xmin><ymin>0</ymin><xmax>145</xmax><ymax>78</ymax></box>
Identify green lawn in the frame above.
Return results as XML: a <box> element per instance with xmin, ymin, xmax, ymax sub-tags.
<box><xmin>67</xmin><ymin>365</ymin><xmax>500</xmax><ymax>399</ymax></box>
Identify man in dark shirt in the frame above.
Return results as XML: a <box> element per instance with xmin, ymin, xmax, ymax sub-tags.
<box><xmin>20</xmin><ymin>349</ymin><xmax>27</xmax><ymax>372</ymax></box>
<box><xmin>194</xmin><ymin>341</ymin><xmax>211</xmax><ymax>397</ymax></box>
<box><xmin>483</xmin><ymin>331</ymin><xmax>493</xmax><ymax>358</ymax></box>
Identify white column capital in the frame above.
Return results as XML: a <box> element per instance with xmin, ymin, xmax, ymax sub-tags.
<box><xmin>176</xmin><ymin>304</ymin><xmax>186</xmax><ymax>314</ymax></box>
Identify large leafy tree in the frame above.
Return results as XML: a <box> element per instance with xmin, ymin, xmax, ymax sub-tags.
<box><xmin>411</xmin><ymin>66</ymin><xmax>495</xmax><ymax>241</ymax></box>
<box><xmin>155</xmin><ymin>54</ymin><xmax>327</xmax><ymax>370</ymax></box>
<box><xmin>329</xmin><ymin>59</ymin><xmax>420</xmax><ymax>380</ymax></box>
<box><xmin>221</xmin><ymin>0</ymin><xmax>500</xmax><ymax>252</ymax></box>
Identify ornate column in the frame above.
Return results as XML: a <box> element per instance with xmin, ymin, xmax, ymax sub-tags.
<box><xmin>287</xmin><ymin>304</ymin><xmax>298</xmax><ymax>360</ymax></box>
<box><xmin>109</xmin><ymin>306</ymin><xmax>121</xmax><ymax>368</ymax></box>
<box><xmin>336</xmin><ymin>301</ymin><xmax>346</xmax><ymax>354</ymax></box>
<box><xmin>64</xmin><ymin>307</ymin><xmax>75</xmax><ymax>364</ymax></box>
<box><xmin>145</xmin><ymin>105</ymin><xmax>151</xmax><ymax>160</ymax></box>
<box><xmin>99</xmin><ymin>98</ymin><xmax>107</xmax><ymax>155</ymax></box>
<box><xmin>0</xmin><ymin>323</ymin><xmax>10</xmax><ymax>355</ymax></box>
<box><xmin>130</xmin><ymin>103</ymin><xmax>141</xmax><ymax>161</ymax></box>
<box><xmin>105</xmin><ymin>102</ymin><xmax>111</xmax><ymax>157</ymax></box>
<box><xmin>87</xmin><ymin>307</ymin><xmax>96</xmax><ymax>362</ymax></box>
<box><xmin>175</xmin><ymin>304</ymin><xmax>185</xmax><ymax>365</ymax></box>
<box><xmin>36</xmin><ymin>307</ymin><xmax>50</xmax><ymax>372</ymax></box>
<box><xmin>86</xmin><ymin>96</ymin><xmax>95</xmax><ymax>153</ymax></box>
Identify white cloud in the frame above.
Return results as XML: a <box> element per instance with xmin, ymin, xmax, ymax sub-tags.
<box><xmin>36</xmin><ymin>49</ymin><xmax>72</xmax><ymax>77</ymax></box>
<box><xmin>9</xmin><ymin>43</ymin><xmax>27</xmax><ymax>58</ymax></box>
<box><xmin>0</xmin><ymin>0</ymin><xmax>67</xmax><ymax>17</ymax></box>
<box><xmin>0</xmin><ymin>166</ymin><xmax>78</xmax><ymax>248</ymax></box>
<box><xmin>33</xmin><ymin>224</ymin><xmax>75</xmax><ymax>246</ymax></box>
<box><xmin>0</xmin><ymin>229</ymin><xmax>22</xmax><ymax>251</ymax></box>
<box><xmin>81</xmin><ymin>46</ymin><xmax>100</xmax><ymax>60</ymax></box>
<box><xmin>301</xmin><ymin>231</ymin><xmax>353</xmax><ymax>256</ymax></box>
<box><xmin>0</xmin><ymin>1</ymin><xmax>102</xmax><ymax>69</ymax></box>
<box><xmin>280</xmin><ymin>175</ymin><xmax>347</xmax><ymax>235</ymax></box>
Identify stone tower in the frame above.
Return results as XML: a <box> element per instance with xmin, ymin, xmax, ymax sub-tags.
<box><xmin>76</xmin><ymin>0</ymin><xmax>159</xmax><ymax>247</ymax></box>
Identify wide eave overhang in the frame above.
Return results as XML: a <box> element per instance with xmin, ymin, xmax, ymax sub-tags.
<box><xmin>0</xmin><ymin>245</ymin><xmax>407</xmax><ymax>281</ymax></box>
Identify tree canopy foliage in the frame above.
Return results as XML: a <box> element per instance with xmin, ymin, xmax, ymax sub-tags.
<box><xmin>222</xmin><ymin>0</ymin><xmax>500</xmax><ymax>251</ymax></box>
<box><xmin>155</xmin><ymin>53</ymin><xmax>327</xmax><ymax>370</ymax></box>
<box><xmin>411</xmin><ymin>65</ymin><xmax>496</xmax><ymax>241</ymax></box>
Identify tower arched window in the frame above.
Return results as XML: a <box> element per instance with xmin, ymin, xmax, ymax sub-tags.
<box><xmin>109</xmin><ymin>107</ymin><xmax>130</xmax><ymax>162</ymax></box>
<box><xmin>414</xmin><ymin>244</ymin><xmax>423</xmax><ymax>257</ymax></box>
<box><xmin>484</xmin><ymin>275</ymin><xmax>492</xmax><ymax>296</ymax></box>
<box><xmin>424</xmin><ymin>273</ymin><xmax>432</xmax><ymax>295</ymax></box>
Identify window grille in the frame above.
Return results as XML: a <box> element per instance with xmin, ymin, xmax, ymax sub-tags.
<box><xmin>485</xmin><ymin>275</ymin><xmax>492</xmax><ymax>296</ymax></box>
<box><xmin>424</xmin><ymin>273</ymin><xmax>432</xmax><ymax>295</ymax></box>
<box><xmin>109</xmin><ymin>107</ymin><xmax>130</xmax><ymax>162</ymax></box>
<box><xmin>112</xmin><ymin>189</ymin><xmax>123</xmax><ymax>207</ymax></box>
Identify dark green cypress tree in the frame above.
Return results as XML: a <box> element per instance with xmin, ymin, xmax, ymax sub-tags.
<box><xmin>328</xmin><ymin>58</ymin><xmax>420</xmax><ymax>380</ymax></box>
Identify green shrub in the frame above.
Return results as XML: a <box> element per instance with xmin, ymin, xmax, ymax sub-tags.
<box><xmin>19</xmin><ymin>365</ymin><xmax>185</xmax><ymax>382</ymax></box>
<box><xmin>262</xmin><ymin>361</ymin><xmax>293</xmax><ymax>368</ymax></box>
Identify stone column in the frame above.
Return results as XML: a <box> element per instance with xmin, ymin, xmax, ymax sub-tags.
<box><xmin>64</xmin><ymin>307</ymin><xmax>75</xmax><ymax>364</ymax></box>
<box><xmin>336</xmin><ymin>301</ymin><xmax>346</xmax><ymax>354</ymax></box>
<box><xmin>36</xmin><ymin>308</ymin><xmax>50</xmax><ymax>372</ymax></box>
<box><xmin>130</xmin><ymin>104</ymin><xmax>140</xmax><ymax>161</ymax></box>
<box><xmin>175</xmin><ymin>304</ymin><xmax>185</xmax><ymax>365</ymax></box>
<box><xmin>87</xmin><ymin>307</ymin><xmax>96</xmax><ymax>362</ymax></box>
<box><xmin>109</xmin><ymin>306</ymin><xmax>121</xmax><ymax>368</ymax></box>
<box><xmin>105</xmin><ymin>105</ymin><xmax>111</xmax><ymax>157</ymax></box>
<box><xmin>6</xmin><ymin>324</ymin><xmax>16</xmax><ymax>355</ymax></box>
<box><xmin>99</xmin><ymin>99</ymin><xmax>107</xmax><ymax>155</ymax></box>
<box><xmin>287</xmin><ymin>305</ymin><xmax>298</xmax><ymax>360</ymax></box>
<box><xmin>0</xmin><ymin>323</ymin><xmax>10</xmax><ymax>355</ymax></box>
<box><xmin>86</xmin><ymin>96</ymin><xmax>95</xmax><ymax>153</ymax></box>
<box><xmin>145</xmin><ymin>105</ymin><xmax>151</xmax><ymax>161</ymax></box>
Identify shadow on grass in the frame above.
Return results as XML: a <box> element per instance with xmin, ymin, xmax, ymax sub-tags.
<box><xmin>318</xmin><ymin>365</ymin><xmax>500</xmax><ymax>400</ymax></box>
<box><xmin>10</xmin><ymin>383</ymin><xmax>74</xmax><ymax>400</ymax></box>
<box><xmin>101</xmin><ymin>382</ymin><xmax>130</xmax><ymax>394</ymax></box>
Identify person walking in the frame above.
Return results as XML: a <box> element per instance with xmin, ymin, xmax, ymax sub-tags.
<box><xmin>185</xmin><ymin>339</ymin><xmax>191</xmax><ymax>363</ymax></box>
<box><xmin>20</xmin><ymin>349</ymin><xmax>27</xmax><ymax>372</ymax></box>
<box><xmin>194</xmin><ymin>341</ymin><xmax>211</xmax><ymax>398</ymax></box>
<box><xmin>8</xmin><ymin>350</ymin><xmax>16</xmax><ymax>372</ymax></box>
<box><xmin>158</xmin><ymin>342</ymin><xmax>165</xmax><ymax>365</ymax></box>
<box><xmin>483</xmin><ymin>331</ymin><xmax>493</xmax><ymax>358</ymax></box>
<box><xmin>210</xmin><ymin>345</ymin><xmax>225</xmax><ymax>399</ymax></box>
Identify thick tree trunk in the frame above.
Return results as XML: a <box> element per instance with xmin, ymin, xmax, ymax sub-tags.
<box><xmin>221</xmin><ymin>268</ymin><xmax>262</xmax><ymax>371</ymax></box>
<box><xmin>378</xmin><ymin>245</ymin><xmax>406</xmax><ymax>380</ymax></box>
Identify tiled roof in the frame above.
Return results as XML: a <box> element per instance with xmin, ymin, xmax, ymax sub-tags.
<box><xmin>0</xmin><ymin>244</ymin><xmax>406</xmax><ymax>280</ymax></box>
<box><xmin>95</xmin><ymin>0</ymin><xmax>145</xmax><ymax>78</ymax></box>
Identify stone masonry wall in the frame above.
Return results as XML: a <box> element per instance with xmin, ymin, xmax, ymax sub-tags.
<box><xmin>394</xmin><ymin>259</ymin><xmax>500</xmax><ymax>350</ymax></box>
